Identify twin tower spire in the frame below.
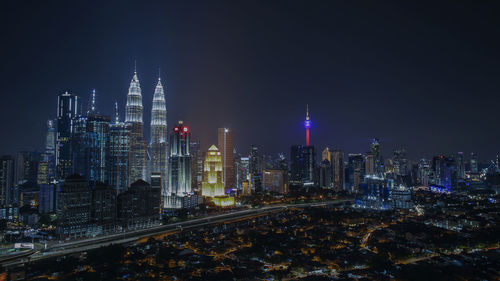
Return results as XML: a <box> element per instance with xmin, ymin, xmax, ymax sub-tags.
<box><xmin>124</xmin><ymin>66</ymin><xmax>168</xmax><ymax>143</ymax></box>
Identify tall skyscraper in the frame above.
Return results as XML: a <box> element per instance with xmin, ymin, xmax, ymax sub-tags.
<box><xmin>0</xmin><ymin>156</ymin><xmax>15</xmax><ymax>209</ymax></box>
<box><xmin>108</xmin><ymin>102</ymin><xmax>130</xmax><ymax>194</ymax></box>
<box><xmin>347</xmin><ymin>154</ymin><xmax>364</xmax><ymax>193</ymax></box>
<box><xmin>56</xmin><ymin>91</ymin><xmax>80</xmax><ymax>180</ymax></box>
<box><xmin>332</xmin><ymin>149</ymin><xmax>344</xmax><ymax>191</ymax></box>
<box><xmin>149</xmin><ymin>75</ymin><xmax>168</xmax><ymax>189</ymax></box>
<box><xmin>249</xmin><ymin>145</ymin><xmax>262</xmax><ymax>192</ymax></box>
<box><xmin>218</xmin><ymin>128</ymin><xmax>235</xmax><ymax>189</ymax></box>
<box><xmin>189</xmin><ymin>140</ymin><xmax>203</xmax><ymax>192</ymax></box>
<box><xmin>125</xmin><ymin>68</ymin><xmax>147</xmax><ymax>183</ymax></box>
<box><xmin>322</xmin><ymin>147</ymin><xmax>331</xmax><ymax>162</ymax></box>
<box><xmin>371</xmin><ymin>138</ymin><xmax>381</xmax><ymax>175</ymax></box>
<box><xmin>290</xmin><ymin>145</ymin><xmax>316</xmax><ymax>186</ymax></box>
<box><xmin>165</xmin><ymin>121</ymin><xmax>193</xmax><ymax>208</ymax></box>
<box><xmin>201</xmin><ymin>145</ymin><xmax>225</xmax><ymax>197</ymax></box>
<box><xmin>85</xmin><ymin>94</ymin><xmax>110</xmax><ymax>184</ymax></box>
<box><xmin>38</xmin><ymin>120</ymin><xmax>57</xmax><ymax>185</ymax></box>
<box><xmin>470</xmin><ymin>152</ymin><xmax>478</xmax><ymax>174</ymax></box>
<box><xmin>365</xmin><ymin>152</ymin><xmax>375</xmax><ymax>176</ymax></box>
<box><xmin>393</xmin><ymin>149</ymin><xmax>408</xmax><ymax>176</ymax></box>
<box><xmin>456</xmin><ymin>152</ymin><xmax>465</xmax><ymax>179</ymax></box>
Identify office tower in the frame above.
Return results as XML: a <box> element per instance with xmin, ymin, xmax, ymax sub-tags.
<box><xmin>418</xmin><ymin>159</ymin><xmax>430</xmax><ymax>186</ymax></box>
<box><xmin>332</xmin><ymin>149</ymin><xmax>344</xmax><ymax>191</ymax></box>
<box><xmin>165</xmin><ymin>121</ymin><xmax>193</xmax><ymax>208</ymax></box>
<box><xmin>117</xmin><ymin>179</ymin><xmax>161</xmax><ymax>230</ymax></box>
<box><xmin>263</xmin><ymin>169</ymin><xmax>289</xmax><ymax>194</ymax></box>
<box><xmin>71</xmin><ymin>115</ymin><xmax>87</xmax><ymax>177</ymax></box>
<box><xmin>347</xmin><ymin>154</ymin><xmax>364</xmax><ymax>193</ymax></box>
<box><xmin>319</xmin><ymin>159</ymin><xmax>332</xmax><ymax>189</ymax></box>
<box><xmin>15</xmin><ymin>151</ymin><xmax>40</xmax><ymax>186</ymax></box>
<box><xmin>371</xmin><ymin>138</ymin><xmax>381</xmax><ymax>174</ymax></box>
<box><xmin>108</xmin><ymin>102</ymin><xmax>130</xmax><ymax>194</ymax></box>
<box><xmin>393</xmin><ymin>149</ymin><xmax>408</xmax><ymax>176</ymax></box>
<box><xmin>125</xmin><ymin>68</ymin><xmax>147</xmax><ymax>183</ymax></box>
<box><xmin>201</xmin><ymin>145</ymin><xmax>225</xmax><ymax>197</ymax></box>
<box><xmin>276</xmin><ymin>153</ymin><xmax>288</xmax><ymax>170</ymax></box>
<box><xmin>432</xmin><ymin>155</ymin><xmax>456</xmax><ymax>188</ymax></box>
<box><xmin>56</xmin><ymin>91</ymin><xmax>80</xmax><ymax>180</ymax></box>
<box><xmin>249</xmin><ymin>145</ymin><xmax>262</xmax><ymax>192</ymax></box>
<box><xmin>39</xmin><ymin>184</ymin><xmax>56</xmax><ymax>213</ymax></box>
<box><xmin>56</xmin><ymin>174</ymin><xmax>92</xmax><ymax>239</ymax></box>
<box><xmin>456</xmin><ymin>152</ymin><xmax>465</xmax><ymax>179</ymax></box>
<box><xmin>0</xmin><ymin>156</ymin><xmax>15</xmax><ymax>209</ymax></box>
<box><xmin>190</xmin><ymin>140</ymin><xmax>203</xmax><ymax>192</ymax></box>
<box><xmin>470</xmin><ymin>152</ymin><xmax>478</xmax><ymax>174</ymax></box>
<box><xmin>304</xmin><ymin>105</ymin><xmax>311</xmax><ymax>146</ymax></box>
<box><xmin>149</xmin><ymin>75</ymin><xmax>168</xmax><ymax>189</ymax></box>
<box><xmin>290</xmin><ymin>145</ymin><xmax>316</xmax><ymax>186</ymax></box>
<box><xmin>38</xmin><ymin>120</ymin><xmax>57</xmax><ymax>185</ymax></box>
<box><xmin>357</xmin><ymin>175</ymin><xmax>391</xmax><ymax>210</ymax></box>
<box><xmin>236</xmin><ymin>156</ymin><xmax>250</xmax><ymax>190</ymax></box>
<box><xmin>218</xmin><ymin>128</ymin><xmax>235</xmax><ymax>189</ymax></box>
<box><xmin>86</xmin><ymin>112</ymin><xmax>110</xmax><ymax>184</ymax></box>
<box><xmin>365</xmin><ymin>152</ymin><xmax>375</xmax><ymax>176</ymax></box>
<box><xmin>322</xmin><ymin>147</ymin><xmax>331</xmax><ymax>162</ymax></box>
<box><xmin>90</xmin><ymin>182</ymin><xmax>117</xmax><ymax>236</ymax></box>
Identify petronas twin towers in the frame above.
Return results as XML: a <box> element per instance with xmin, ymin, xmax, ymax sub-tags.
<box><xmin>125</xmin><ymin>67</ymin><xmax>168</xmax><ymax>190</ymax></box>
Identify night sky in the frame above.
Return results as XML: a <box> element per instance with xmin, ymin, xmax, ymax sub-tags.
<box><xmin>1</xmin><ymin>1</ymin><xmax>499</xmax><ymax>160</ymax></box>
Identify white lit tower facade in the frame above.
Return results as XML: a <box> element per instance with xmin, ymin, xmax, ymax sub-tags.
<box><xmin>125</xmin><ymin>68</ymin><xmax>147</xmax><ymax>183</ymax></box>
<box><xmin>165</xmin><ymin>121</ymin><xmax>193</xmax><ymax>208</ymax></box>
<box><xmin>149</xmin><ymin>75</ymin><xmax>168</xmax><ymax>190</ymax></box>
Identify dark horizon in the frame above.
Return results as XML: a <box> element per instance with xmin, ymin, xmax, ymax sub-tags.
<box><xmin>1</xmin><ymin>1</ymin><xmax>499</xmax><ymax>160</ymax></box>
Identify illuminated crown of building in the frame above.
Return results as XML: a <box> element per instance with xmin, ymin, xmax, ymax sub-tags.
<box><xmin>125</xmin><ymin>65</ymin><xmax>143</xmax><ymax>123</ymax></box>
<box><xmin>150</xmin><ymin>74</ymin><xmax>167</xmax><ymax>143</ymax></box>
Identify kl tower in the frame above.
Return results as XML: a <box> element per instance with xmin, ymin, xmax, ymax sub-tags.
<box><xmin>304</xmin><ymin>104</ymin><xmax>311</xmax><ymax>146</ymax></box>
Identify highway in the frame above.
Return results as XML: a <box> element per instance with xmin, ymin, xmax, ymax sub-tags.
<box><xmin>0</xmin><ymin>199</ymin><xmax>351</xmax><ymax>268</ymax></box>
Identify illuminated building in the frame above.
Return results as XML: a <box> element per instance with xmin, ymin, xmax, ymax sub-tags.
<box><xmin>470</xmin><ymin>152</ymin><xmax>478</xmax><ymax>174</ymax></box>
<box><xmin>263</xmin><ymin>169</ymin><xmax>289</xmax><ymax>194</ymax></box>
<box><xmin>322</xmin><ymin>147</ymin><xmax>331</xmax><ymax>162</ymax></box>
<box><xmin>202</xmin><ymin>145</ymin><xmax>234</xmax><ymax>206</ymax></box>
<box><xmin>56</xmin><ymin>174</ymin><xmax>91</xmax><ymax>239</ymax></box>
<box><xmin>85</xmin><ymin>111</ymin><xmax>110</xmax><ymax>184</ymax></box>
<box><xmin>393</xmin><ymin>149</ymin><xmax>408</xmax><ymax>176</ymax></box>
<box><xmin>56</xmin><ymin>91</ymin><xmax>80</xmax><ymax>180</ymax></box>
<box><xmin>365</xmin><ymin>152</ymin><xmax>375</xmax><ymax>176</ymax></box>
<box><xmin>417</xmin><ymin>159</ymin><xmax>430</xmax><ymax>186</ymax></box>
<box><xmin>249</xmin><ymin>145</ymin><xmax>262</xmax><ymax>192</ymax></box>
<box><xmin>37</xmin><ymin>120</ymin><xmax>56</xmax><ymax>185</ymax></box>
<box><xmin>332</xmin><ymin>149</ymin><xmax>344</xmax><ymax>191</ymax></box>
<box><xmin>347</xmin><ymin>154</ymin><xmax>364</xmax><ymax>193</ymax></box>
<box><xmin>290</xmin><ymin>145</ymin><xmax>316</xmax><ymax>186</ymax></box>
<box><xmin>149</xmin><ymin>75</ymin><xmax>168</xmax><ymax>190</ymax></box>
<box><xmin>218</xmin><ymin>128</ymin><xmax>235</xmax><ymax>190</ymax></box>
<box><xmin>108</xmin><ymin>102</ymin><xmax>130</xmax><ymax>193</ymax></box>
<box><xmin>190</xmin><ymin>140</ymin><xmax>203</xmax><ymax>192</ymax></box>
<box><xmin>125</xmin><ymin>67</ymin><xmax>147</xmax><ymax>183</ymax></box>
<box><xmin>319</xmin><ymin>159</ymin><xmax>332</xmax><ymax>189</ymax></box>
<box><xmin>456</xmin><ymin>152</ymin><xmax>465</xmax><ymax>179</ymax></box>
<box><xmin>165</xmin><ymin>121</ymin><xmax>195</xmax><ymax>209</ymax></box>
<box><xmin>15</xmin><ymin>151</ymin><xmax>40</xmax><ymax>186</ymax></box>
<box><xmin>0</xmin><ymin>156</ymin><xmax>15</xmax><ymax>210</ymax></box>
<box><xmin>202</xmin><ymin>145</ymin><xmax>225</xmax><ymax>197</ymax></box>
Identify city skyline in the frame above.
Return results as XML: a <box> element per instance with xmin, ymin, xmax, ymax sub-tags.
<box><xmin>1</xmin><ymin>1</ymin><xmax>499</xmax><ymax>160</ymax></box>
